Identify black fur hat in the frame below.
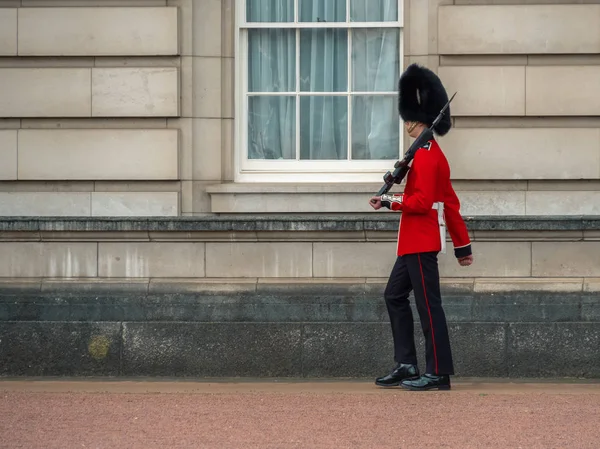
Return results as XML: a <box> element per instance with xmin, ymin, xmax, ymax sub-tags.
<box><xmin>398</xmin><ymin>63</ymin><xmax>452</xmax><ymax>136</ymax></box>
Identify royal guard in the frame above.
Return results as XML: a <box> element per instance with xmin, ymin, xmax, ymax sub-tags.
<box><xmin>369</xmin><ymin>63</ymin><xmax>473</xmax><ymax>391</ymax></box>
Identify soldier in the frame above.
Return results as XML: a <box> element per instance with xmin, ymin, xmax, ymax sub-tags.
<box><xmin>369</xmin><ymin>63</ymin><xmax>473</xmax><ymax>391</ymax></box>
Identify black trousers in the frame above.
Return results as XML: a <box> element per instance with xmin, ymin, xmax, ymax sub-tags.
<box><xmin>384</xmin><ymin>251</ymin><xmax>454</xmax><ymax>375</ymax></box>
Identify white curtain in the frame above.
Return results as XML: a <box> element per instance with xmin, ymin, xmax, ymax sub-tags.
<box><xmin>247</xmin><ymin>0</ymin><xmax>399</xmax><ymax>161</ymax></box>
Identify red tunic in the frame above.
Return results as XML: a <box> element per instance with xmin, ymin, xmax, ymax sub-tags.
<box><xmin>385</xmin><ymin>139</ymin><xmax>472</xmax><ymax>258</ymax></box>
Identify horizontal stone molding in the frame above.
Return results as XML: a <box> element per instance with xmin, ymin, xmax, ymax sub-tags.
<box><xmin>1</xmin><ymin>276</ymin><xmax>599</xmax><ymax>295</ymax></box>
<box><xmin>0</xmin><ymin>67</ymin><xmax>179</xmax><ymax>118</ymax></box>
<box><xmin>16</xmin><ymin>7</ymin><xmax>178</xmax><ymax>56</ymax></box>
<box><xmin>17</xmin><ymin>129</ymin><xmax>179</xmax><ymax>180</ymax></box>
<box><xmin>1</xmin><ymin>216</ymin><xmax>599</xmax><ymax>233</ymax></box>
<box><xmin>438</xmin><ymin>4</ymin><xmax>600</xmax><ymax>55</ymax></box>
<box><xmin>0</xmin><ymin>192</ymin><xmax>179</xmax><ymax>217</ymax></box>
<box><xmin>438</xmin><ymin>128</ymin><xmax>600</xmax><ymax>180</ymax></box>
<box><xmin>0</xmin><ymin>216</ymin><xmax>597</xmax><ymax>279</ymax></box>
<box><xmin>0</xmin><ymin>8</ymin><xmax>17</xmax><ymax>56</ymax></box>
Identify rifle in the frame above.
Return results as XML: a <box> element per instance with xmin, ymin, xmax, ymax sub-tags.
<box><xmin>373</xmin><ymin>92</ymin><xmax>457</xmax><ymax>198</ymax></box>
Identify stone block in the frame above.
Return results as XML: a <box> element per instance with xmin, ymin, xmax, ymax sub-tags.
<box><xmin>222</xmin><ymin>118</ymin><xmax>234</xmax><ymax>181</ymax></box>
<box><xmin>18</xmin><ymin>7</ymin><xmax>178</xmax><ymax>56</ymax></box>
<box><xmin>168</xmin><ymin>118</ymin><xmax>192</xmax><ymax>180</ymax></box>
<box><xmin>92</xmin><ymin>68</ymin><xmax>179</xmax><ymax>117</ymax></box>
<box><xmin>439</xmin><ymin>128</ymin><xmax>600</xmax><ymax>180</ymax></box>
<box><xmin>0</xmin><ymin>193</ymin><xmax>91</xmax><ymax>216</ymax></box>
<box><xmin>0</xmin><ymin>68</ymin><xmax>91</xmax><ymax>117</ymax></box>
<box><xmin>222</xmin><ymin>0</ymin><xmax>235</xmax><ymax>58</ymax></box>
<box><xmin>532</xmin><ymin>242</ymin><xmax>600</xmax><ymax>277</ymax></box>
<box><xmin>180</xmin><ymin>57</ymin><xmax>193</xmax><ymax>118</ymax></box>
<box><xmin>193</xmin><ymin>57</ymin><xmax>221</xmax><ymax>118</ymax></box>
<box><xmin>408</xmin><ymin>0</ymin><xmax>428</xmax><ymax>56</ymax></box>
<box><xmin>0</xmin><ymin>130</ymin><xmax>17</xmax><ymax>180</ymax></box>
<box><xmin>474</xmin><ymin>278</ymin><xmax>583</xmax><ymax>293</ymax></box>
<box><xmin>168</xmin><ymin>0</ymin><xmax>193</xmax><ymax>56</ymax></box>
<box><xmin>471</xmin><ymin>292</ymin><xmax>582</xmax><ymax>323</ymax></box>
<box><xmin>0</xmin><ymin>242</ymin><xmax>97</xmax><ymax>277</ymax></box>
<box><xmin>508</xmin><ymin>323</ymin><xmax>600</xmax><ymax>377</ymax></box>
<box><xmin>17</xmin><ymin>129</ymin><xmax>178</xmax><ymax>180</ymax></box>
<box><xmin>193</xmin><ymin>119</ymin><xmax>222</xmax><ymax>181</ymax></box>
<box><xmin>438</xmin><ymin>66</ymin><xmax>525</xmax><ymax>116</ymax></box>
<box><xmin>448</xmin><ymin>323</ymin><xmax>508</xmax><ymax>377</ymax></box>
<box><xmin>526</xmin><ymin>192</ymin><xmax>600</xmax><ymax>216</ymax></box>
<box><xmin>439</xmin><ymin>242</ymin><xmax>531</xmax><ymax>278</ymax></box>
<box><xmin>438</xmin><ymin>5</ymin><xmax>600</xmax><ymax>54</ymax></box>
<box><xmin>98</xmin><ymin>242</ymin><xmax>205</xmax><ymax>278</ymax></box>
<box><xmin>313</xmin><ymin>242</ymin><xmax>396</xmax><ymax>278</ymax></box>
<box><xmin>121</xmin><ymin>322</ymin><xmax>303</xmax><ymax>377</ymax></box>
<box><xmin>93</xmin><ymin>181</ymin><xmax>181</xmax><ymax>193</ymax></box>
<box><xmin>302</xmin><ymin>323</ymin><xmax>393</xmax><ymax>377</ymax></box>
<box><xmin>453</xmin><ymin>191</ymin><xmax>526</xmax><ymax>216</ymax></box>
<box><xmin>0</xmin><ymin>322</ymin><xmax>121</xmax><ymax>376</ymax></box>
<box><xmin>91</xmin><ymin>192</ymin><xmax>179</xmax><ymax>217</ymax></box>
<box><xmin>188</xmin><ymin>181</ymin><xmax>213</xmax><ymax>214</ymax></box>
<box><xmin>440</xmin><ymin>55</ymin><xmax>527</xmax><ymax>66</ymax></box>
<box><xmin>210</xmin><ymin>192</ymin><xmax>379</xmax><ymax>213</ymax></box>
<box><xmin>192</xmin><ymin>0</ymin><xmax>221</xmax><ymax>57</ymax></box>
<box><xmin>20</xmin><ymin>118</ymin><xmax>168</xmax><ymax>129</ymax></box>
<box><xmin>0</xmin><ymin>8</ymin><xmax>16</xmax><ymax>56</ymax></box>
<box><xmin>222</xmin><ymin>57</ymin><xmax>234</xmax><ymax>119</ymax></box>
<box><xmin>205</xmin><ymin>242</ymin><xmax>313</xmax><ymax>278</ymax></box>
<box><xmin>526</xmin><ymin>66</ymin><xmax>600</xmax><ymax>116</ymax></box>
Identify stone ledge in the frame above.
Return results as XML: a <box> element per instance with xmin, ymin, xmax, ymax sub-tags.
<box><xmin>1</xmin><ymin>215</ymin><xmax>599</xmax><ymax>233</ymax></box>
<box><xmin>0</xmin><ymin>277</ymin><xmax>597</xmax><ymax>294</ymax></box>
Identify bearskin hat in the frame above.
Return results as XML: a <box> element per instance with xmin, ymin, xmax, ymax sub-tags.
<box><xmin>398</xmin><ymin>63</ymin><xmax>452</xmax><ymax>136</ymax></box>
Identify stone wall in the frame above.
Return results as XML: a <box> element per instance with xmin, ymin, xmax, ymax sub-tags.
<box><xmin>1</xmin><ymin>1</ymin><xmax>599</xmax><ymax>217</ymax></box>
<box><xmin>1</xmin><ymin>216</ymin><xmax>599</xmax><ymax>378</ymax></box>
<box><xmin>0</xmin><ymin>0</ymin><xmax>232</xmax><ymax>217</ymax></box>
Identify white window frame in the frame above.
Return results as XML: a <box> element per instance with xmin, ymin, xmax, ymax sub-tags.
<box><xmin>234</xmin><ymin>0</ymin><xmax>405</xmax><ymax>183</ymax></box>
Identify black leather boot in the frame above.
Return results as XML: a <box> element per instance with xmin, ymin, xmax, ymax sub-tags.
<box><xmin>400</xmin><ymin>374</ymin><xmax>451</xmax><ymax>391</ymax></box>
<box><xmin>375</xmin><ymin>363</ymin><xmax>420</xmax><ymax>387</ymax></box>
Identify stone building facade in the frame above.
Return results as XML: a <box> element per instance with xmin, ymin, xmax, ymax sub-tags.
<box><xmin>0</xmin><ymin>1</ymin><xmax>599</xmax><ymax>378</ymax></box>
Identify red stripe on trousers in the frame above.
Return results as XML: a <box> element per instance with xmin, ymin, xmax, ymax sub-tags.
<box><xmin>418</xmin><ymin>254</ymin><xmax>438</xmax><ymax>374</ymax></box>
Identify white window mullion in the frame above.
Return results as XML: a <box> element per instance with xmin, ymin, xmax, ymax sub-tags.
<box><xmin>295</xmin><ymin>27</ymin><xmax>300</xmax><ymax>161</ymax></box>
<box><xmin>294</xmin><ymin>0</ymin><xmax>298</xmax><ymax>23</ymax></box>
<box><xmin>347</xmin><ymin>28</ymin><xmax>352</xmax><ymax>162</ymax></box>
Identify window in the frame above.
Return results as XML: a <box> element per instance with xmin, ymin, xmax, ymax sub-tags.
<box><xmin>236</xmin><ymin>0</ymin><xmax>404</xmax><ymax>182</ymax></box>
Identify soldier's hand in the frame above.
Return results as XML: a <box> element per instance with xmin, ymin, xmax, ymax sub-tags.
<box><xmin>369</xmin><ymin>196</ymin><xmax>382</xmax><ymax>210</ymax></box>
<box><xmin>458</xmin><ymin>255</ymin><xmax>473</xmax><ymax>266</ymax></box>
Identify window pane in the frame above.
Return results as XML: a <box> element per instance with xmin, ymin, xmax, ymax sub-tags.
<box><xmin>300</xmin><ymin>96</ymin><xmax>348</xmax><ymax>160</ymax></box>
<box><xmin>352</xmin><ymin>96</ymin><xmax>399</xmax><ymax>160</ymax></box>
<box><xmin>248</xmin><ymin>29</ymin><xmax>296</xmax><ymax>92</ymax></box>
<box><xmin>300</xmin><ymin>29</ymin><xmax>347</xmax><ymax>92</ymax></box>
<box><xmin>247</xmin><ymin>0</ymin><xmax>293</xmax><ymax>22</ymax></box>
<box><xmin>352</xmin><ymin>28</ymin><xmax>399</xmax><ymax>92</ymax></box>
<box><xmin>350</xmin><ymin>0</ymin><xmax>397</xmax><ymax>22</ymax></box>
<box><xmin>248</xmin><ymin>96</ymin><xmax>296</xmax><ymax>160</ymax></box>
<box><xmin>299</xmin><ymin>0</ymin><xmax>346</xmax><ymax>22</ymax></box>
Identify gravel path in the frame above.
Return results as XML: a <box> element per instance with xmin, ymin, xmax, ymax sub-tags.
<box><xmin>1</xmin><ymin>379</ymin><xmax>599</xmax><ymax>449</ymax></box>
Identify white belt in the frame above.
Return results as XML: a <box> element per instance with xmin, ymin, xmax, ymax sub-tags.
<box><xmin>432</xmin><ymin>202</ymin><xmax>446</xmax><ymax>254</ymax></box>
